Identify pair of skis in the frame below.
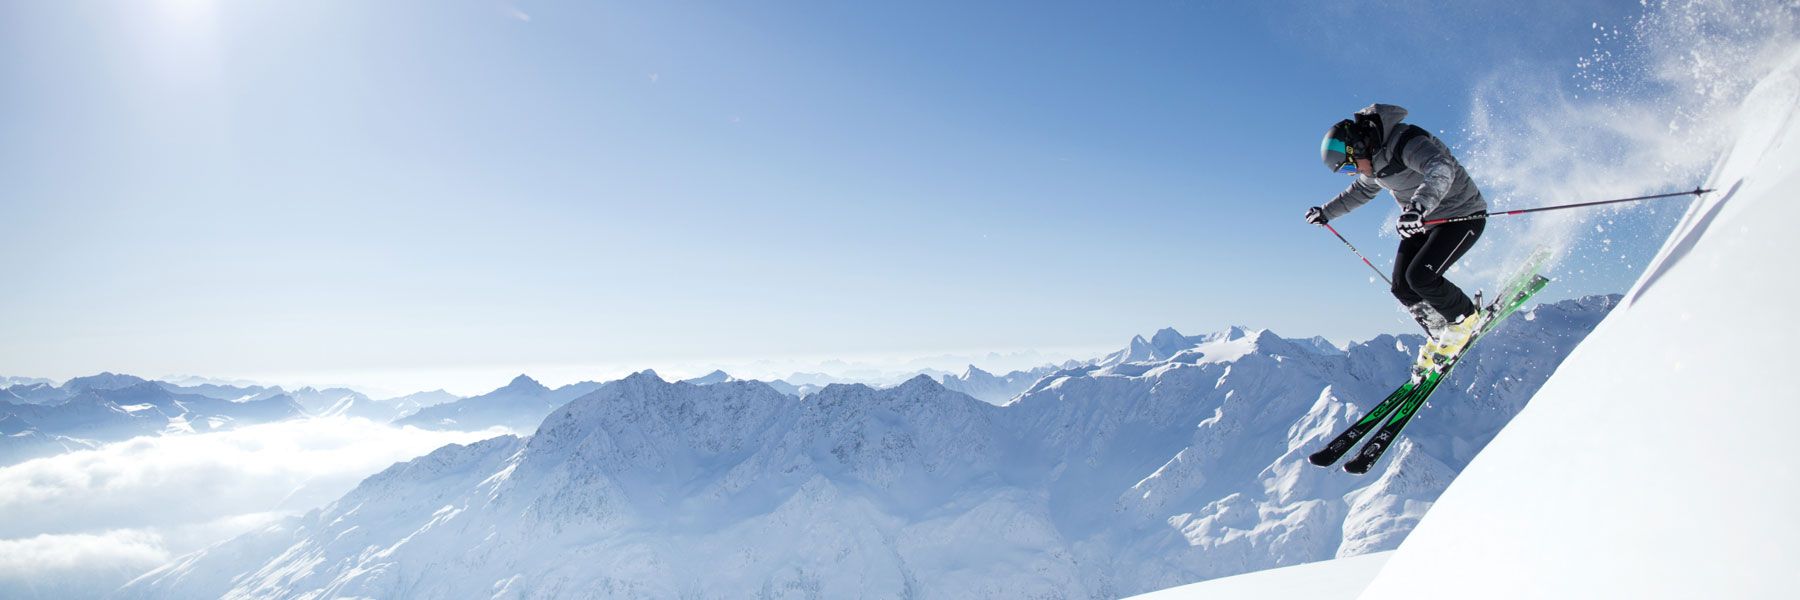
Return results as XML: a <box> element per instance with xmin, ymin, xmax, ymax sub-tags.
<box><xmin>1308</xmin><ymin>249</ymin><xmax>1552</xmax><ymax>474</ymax></box>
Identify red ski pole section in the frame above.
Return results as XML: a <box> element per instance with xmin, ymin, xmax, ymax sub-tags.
<box><xmin>1322</xmin><ymin>222</ymin><xmax>1396</xmax><ymax>289</ymax></box>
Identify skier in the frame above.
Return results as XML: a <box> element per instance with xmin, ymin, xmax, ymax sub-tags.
<box><xmin>1306</xmin><ymin>103</ymin><xmax>1489</xmax><ymax>347</ymax></box>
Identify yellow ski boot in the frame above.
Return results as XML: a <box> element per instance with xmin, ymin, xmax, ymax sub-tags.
<box><xmin>1426</xmin><ymin>310</ymin><xmax>1483</xmax><ymax>365</ymax></box>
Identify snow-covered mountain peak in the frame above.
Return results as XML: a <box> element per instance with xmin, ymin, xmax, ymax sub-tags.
<box><xmin>393</xmin><ymin>376</ymin><xmax>604</xmax><ymax>432</ymax></box>
<box><xmin>892</xmin><ymin>372</ymin><xmax>949</xmax><ymax>393</ymax></box>
<box><xmin>500</xmin><ymin>374</ymin><xmax>550</xmax><ymax>394</ymax></box>
<box><xmin>939</xmin><ymin>363</ymin><xmax>1061</xmax><ymax>405</ymax></box>
<box><xmin>541</xmin><ymin>371</ymin><xmax>783</xmax><ymax>438</ymax></box>
<box><xmin>0</xmin><ymin>375</ymin><xmax>54</xmax><ymax>389</ymax></box>
<box><xmin>1104</xmin><ymin>333</ymin><xmax>1171</xmax><ymax>366</ymax></box>
<box><xmin>5</xmin><ymin>382</ymin><xmax>52</xmax><ymax>395</ymax></box>
<box><xmin>1201</xmin><ymin>325</ymin><xmax>1253</xmax><ymax>343</ymax></box>
<box><xmin>1126</xmin><ymin>334</ymin><xmax>1155</xmax><ymax>354</ymax></box>
<box><xmin>82</xmin><ymin>381</ymin><xmax>184</xmax><ymax>407</ymax></box>
<box><xmin>1150</xmin><ymin>327</ymin><xmax>1190</xmax><ymax>353</ymax></box>
<box><xmin>1302</xmin><ymin>336</ymin><xmax>1346</xmax><ymax>355</ymax></box>
<box><xmin>1166</xmin><ymin>328</ymin><xmax>1278</xmax><ymax>367</ymax></box>
<box><xmin>791</xmin><ymin>374</ymin><xmax>964</xmax><ymax>412</ymax></box>
<box><xmin>1104</xmin><ymin>325</ymin><xmax>1278</xmax><ymax>368</ymax></box>
<box><xmin>680</xmin><ymin>370</ymin><xmax>734</xmax><ymax>385</ymax></box>
<box><xmin>380</xmin><ymin>388</ymin><xmax>458</xmax><ymax>404</ymax></box>
<box><xmin>602</xmin><ymin>369</ymin><xmax>670</xmax><ymax>392</ymax></box>
<box><xmin>62</xmin><ymin>371</ymin><xmax>149</xmax><ymax>395</ymax></box>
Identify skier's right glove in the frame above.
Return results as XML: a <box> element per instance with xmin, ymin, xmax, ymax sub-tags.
<box><xmin>1304</xmin><ymin>206</ymin><xmax>1328</xmax><ymax>225</ymax></box>
<box><xmin>1397</xmin><ymin>204</ymin><xmax>1425</xmax><ymax>238</ymax></box>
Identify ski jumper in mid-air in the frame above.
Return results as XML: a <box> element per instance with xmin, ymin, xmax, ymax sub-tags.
<box><xmin>1307</xmin><ymin>103</ymin><xmax>1490</xmax><ymax>343</ymax></box>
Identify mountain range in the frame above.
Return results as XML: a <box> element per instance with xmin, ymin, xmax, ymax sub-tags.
<box><xmin>0</xmin><ymin>375</ymin><xmax>465</xmax><ymax>465</ymax></box>
<box><xmin>0</xmin><ymin>382</ymin><xmax>305</xmax><ymax>465</ymax></box>
<box><xmin>119</xmin><ymin>295</ymin><xmax>1618</xmax><ymax>599</ymax></box>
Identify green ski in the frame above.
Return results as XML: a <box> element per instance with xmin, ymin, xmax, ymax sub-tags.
<box><xmin>1310</xmin><ymin>246</ymin><xmax>1554</xmax><ymax>471</ymax></box>
<box><xmin>1342</xmin><ymin>272</ymin><xmax>1550</xmax><ymax>474</ymax></box>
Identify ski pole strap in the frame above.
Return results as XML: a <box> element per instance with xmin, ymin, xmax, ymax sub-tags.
<box><xmin>1421</xmin><ymin>187</ymin><xmax>1713</xmax><ymax>226</ymax></box>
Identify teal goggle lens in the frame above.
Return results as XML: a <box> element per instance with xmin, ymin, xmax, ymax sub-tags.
<box><xmin>1322</xmin><ymin>137</ymin><xmax>1357</xmax><ymax>174</ymax></box>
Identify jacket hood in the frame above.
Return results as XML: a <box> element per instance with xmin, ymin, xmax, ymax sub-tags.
<box><xmin>1356</xmin><ymin>103</ymin><xmax>1410</xmax><ymax>142</ymax></box>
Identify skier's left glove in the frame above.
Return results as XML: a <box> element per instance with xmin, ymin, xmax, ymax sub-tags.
<box><xmin>1304</xmin><ymin>206</ymin><xmax>1328</xmax><ymax>225</ymax></box>
<box><xmin>1397</xmin><ymin>204</ymin><xmax>1426</xmax><ymax>238</ymax></box>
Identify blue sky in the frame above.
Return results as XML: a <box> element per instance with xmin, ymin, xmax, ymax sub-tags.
<box><xmin>1</xmin><ymin>0</ymin><xmax>1680</xmax><ymax>393</ymax></box>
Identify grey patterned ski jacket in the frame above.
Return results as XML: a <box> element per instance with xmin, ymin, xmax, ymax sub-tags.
<box><xmin>1319</xmin><ymin>104</ymin><xmax>1487</xmax><ymax>223</ymax></box>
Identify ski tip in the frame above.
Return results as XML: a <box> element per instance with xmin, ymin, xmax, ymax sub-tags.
<box><xmin>1307</xmin><ymin>452</ymin><xmax>1336</xmax><ymax>468</ymax></box>
<box><xmin>1343</xmin><ymin>460</ymin><xmax>1372</xmax><ymax>475</ymax></box>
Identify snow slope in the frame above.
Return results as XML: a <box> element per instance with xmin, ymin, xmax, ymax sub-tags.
<box><xmin>1127</xmin><ymin>551</ymin><xmax>1390</xmax><ymax>600</ymax></box>
<box><xmin>1358</xmin><ymin>47</ymin><xmax>1800</xmax><ymax>599</ymax></box>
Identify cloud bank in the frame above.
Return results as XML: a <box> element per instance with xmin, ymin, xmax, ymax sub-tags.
<box><xmin>0</xmin><ymin>417</ymin><xmax>507</xmax><ymax>598</ymax></box>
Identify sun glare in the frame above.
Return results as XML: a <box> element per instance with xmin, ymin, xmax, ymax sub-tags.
<box><xmin>155</xmin><ymin>0</ymin><xmax>219</xmax><ymax>30</ymax></box>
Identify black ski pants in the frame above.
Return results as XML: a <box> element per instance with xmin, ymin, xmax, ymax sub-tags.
<box><xmin>1391</xmin><ymin>217</ymin><xmax>1484</xmax><ymax>321</ymax></box>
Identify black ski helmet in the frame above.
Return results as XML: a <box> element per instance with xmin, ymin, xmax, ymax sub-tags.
<box><xmin>1320</xmin><ymin>114</ymin><xmax>1384</xmax><ymax>174</ymax></box>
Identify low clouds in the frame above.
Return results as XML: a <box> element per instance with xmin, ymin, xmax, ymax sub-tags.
<box><xmin>0</xmin><ymin>417</ymin><xmax>507</xmax><ymax>597</ymax></box>
<box><xmin>0</xmin><ymin>530</ymin><xmax>166</xmax><ymax>575</ymax></box>
<box><xmin>0</xmin><ymin>531</ymin><xmax>170</xmax><ymax>599</ymax></box>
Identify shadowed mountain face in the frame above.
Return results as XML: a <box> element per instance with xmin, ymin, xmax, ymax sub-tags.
<box><xmin>122</xmin><ymin>296</ymin><xmax>1616</xmax><ymax>599</ymax></box>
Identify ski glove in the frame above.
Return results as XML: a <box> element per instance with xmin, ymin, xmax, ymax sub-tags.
<box><xmin>1397</xmin><ymin>204</ymin><xmax>1425</xmax><ymax>238</ymax></box>
<box><xmin>1304</xmin><ymin>206</ymin><xmax>1328</xmax><ymax>225</ymax></box>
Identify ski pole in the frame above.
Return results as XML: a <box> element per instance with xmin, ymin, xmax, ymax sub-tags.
<box><xmin>1321</xmin><ymin>222</ymin><xmax>1395</xmax><ymax>288</ymax></box>
<box><xmin>1422</xmin><ymin>187</ymin><xmax>1712</xmax><ymax>226</ymax></box>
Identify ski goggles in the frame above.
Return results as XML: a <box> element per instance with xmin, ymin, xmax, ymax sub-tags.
<box><xmin>1317</xmin><ymin>136</ymin><xmax>1353</xmax><ymax>172</ymax></box>
<box><xmin>1323</xmin><ymin>138</ymin><xmax>1358</xmax><ymax>174</ymax></box>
